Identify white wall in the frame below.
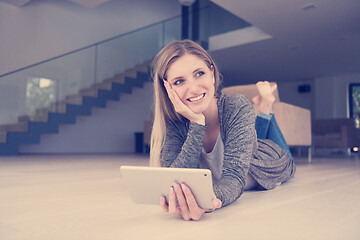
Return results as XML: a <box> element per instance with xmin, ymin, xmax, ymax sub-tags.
<box><xmin>314</xmin><ymin>74</ymin><xmax>360</xmax><ymax>119</ymax></box>
<box><xmin>19</xmin><ymin>82</ymin><xmax>154</xmax><ymax>154</ymax></box>
<box><xmin>277</xmin><ymin>80</ymin><xmax>315</xmax><ymax>117</ymax></box>
<box><xmin>0</xmin><ymin>0</ymin><xmax>180</xmax><ymax>76</ymax></box>
<box><xmin>278</xmin><ymin>74</ymin><xmax>360</xmax><ymax>120</ymax></box>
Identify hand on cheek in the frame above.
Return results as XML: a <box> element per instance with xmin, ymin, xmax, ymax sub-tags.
<box><xmin>163</xmin><ymin>81</ymin><xmax>205</xmax><ymax>125</ymax></box>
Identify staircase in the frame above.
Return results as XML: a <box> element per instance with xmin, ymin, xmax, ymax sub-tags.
<box><xmin>0</xmin><ymin>61</ymin><xmax>151</xmax><ymax>155</ymax></box>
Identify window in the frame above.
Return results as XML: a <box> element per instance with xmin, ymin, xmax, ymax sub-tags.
<box><xmin>349</xmin><ymin>83</ymin><xmax>360</xmax><ymax>128</ymax></box>
<box><xmin>26</xmin><ymin>77</ymin><xmax>56</xmax><ymax>121</ymax></box>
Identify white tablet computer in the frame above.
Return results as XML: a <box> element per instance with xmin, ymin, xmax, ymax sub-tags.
<box><xmin>120</xmin><ymin>166</ymin><xmax>215</xmax><ymax>209</ymax></box>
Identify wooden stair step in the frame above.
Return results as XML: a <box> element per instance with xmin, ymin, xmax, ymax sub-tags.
<box><xmin>105</xmin><ymin>73</ymin><xmax>126</xmax><ymax>84</ymax></box>
<box><xmin>123</xmin><ymin>69</ymin><xmax>138</xmax><ymax>78</ymax></box>
<box><xmin>18</xmin><ymin>115</ymin><xmax>30</xmax><ymax>123</ymax></box>
<box><xmin>0</xmin><ymin>122</ymin><xmax>28</xmax><ymax>132</ymax></box>
<box><xmin>0</xmin><ymin>132</ymin><xmax>6</xmax><ymax>143</ymax></box>
<box><xmin>65</xmin><ymin>95</ymin><xmax>83</xmax><ymax>105</ymax></box>
<box><xmin>50</xmin><ymin>102</ymin><xmax>67</xmax><ymax>113</ymax></box>
<box><xmin>92</xmin><ymin>81</ymin><xmax>113</xmax><ymax>90</ymax></box>
<box><xmin>79</xmin><ymin>87</ymin><xmax>98</xmax><ymax>97</ymax></box>
<box><xmin>135</xmin><ymin>60</ymin><xmax>151</xmax><ymax>73</ymax></box>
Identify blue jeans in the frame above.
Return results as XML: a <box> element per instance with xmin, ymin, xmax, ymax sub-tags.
<box><xmin>255</xmin><ymin>112</ymin><xmax>293</xmax><ymax>160</ymax></box>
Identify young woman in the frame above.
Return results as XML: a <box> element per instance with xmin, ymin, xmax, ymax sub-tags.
<box><xmin>150</xmin><ymin>39</ymin><xmax>295</xmax><ymax>221</ymax></box>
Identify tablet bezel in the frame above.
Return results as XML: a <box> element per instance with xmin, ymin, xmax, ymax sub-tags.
<box><xmin>120</xmin><ymin>166</ymin><xmax>215</xmax><ymax>209</ymax></box>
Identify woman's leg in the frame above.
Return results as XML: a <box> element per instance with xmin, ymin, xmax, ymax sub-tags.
<box><xmin>266</xmin><ymin>114</ymin><xmax>293</xmax><ymax>159</ymax></box>
<box><xmin>255</xmin><ymin>111</ymin><xmax>271</xmax><ymax>139</ymax></box>
<box><xmin>252</xmin><ymin>81</ymin><xmax>293</xmax><ymax>159</ymax></box>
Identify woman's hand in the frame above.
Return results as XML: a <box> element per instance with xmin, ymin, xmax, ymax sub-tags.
<box><xmin>164</xmin><ymin>81</ymin><xmax>205</xmax><ymax>125</ymax></box>
<box><xmin>160</xmin><ymin>182</ymin><xmax>222</xmax><ymax>221</ymax></box>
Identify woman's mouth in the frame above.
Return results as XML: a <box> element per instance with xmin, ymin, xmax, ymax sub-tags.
<box><xmin>188</xmin><ymin>93</ymin><xmax>205</xmax><ymax>102</ymax></box>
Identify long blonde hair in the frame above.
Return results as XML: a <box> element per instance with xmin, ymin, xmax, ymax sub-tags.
<box><xmin>149</xmin><ymin>40</ymin><xmax>221</xmax><ymax>167</ymax></box>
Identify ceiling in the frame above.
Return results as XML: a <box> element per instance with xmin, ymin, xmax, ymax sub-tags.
<box><xmin>1</xmin><ymin>0</ymin><xmax>359</xmax><ymax>85</ymax></box>
<box><xmin>210</xmin><ymin>0</ymin><xmax>360</xmax><ymax>85</ymax></box>
<box><xmin>0</xmin><ymin>0</ymin><xmax>109</xmax><ymax>8</ymax></box>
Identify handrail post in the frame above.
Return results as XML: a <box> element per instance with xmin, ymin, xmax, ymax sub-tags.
<box><xmin>94</xmin><ymin>44</ymin><xmax>98</xmax><ymax>85</ymax></box>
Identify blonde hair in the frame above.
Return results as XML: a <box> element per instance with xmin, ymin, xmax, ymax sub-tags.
<box><xmin>149</xmin><ymin>40</ymin><xmax>221</xmax><ymax>167</ymax></box>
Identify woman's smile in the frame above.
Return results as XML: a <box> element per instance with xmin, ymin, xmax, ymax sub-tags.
<box><xmin>188</xmin><ymin>93</ymin><xmax>205</xmax><ymax>102</ymax></box>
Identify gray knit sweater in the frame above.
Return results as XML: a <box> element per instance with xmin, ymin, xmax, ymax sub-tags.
<box><xmin>160</xmin><ymin>93</ymin><xmax>295</xmax><ymax>207</ymax></box>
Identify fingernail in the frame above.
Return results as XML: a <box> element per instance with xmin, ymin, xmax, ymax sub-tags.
<box><xmin>170</xmin><ymin>186</ymin><xmax>174</xmax><ymax>194</ymax></box>
<box><xmin>181</xmin><ymin>183</ymin><xmax>187</xmax><ymax>190</ymax></box>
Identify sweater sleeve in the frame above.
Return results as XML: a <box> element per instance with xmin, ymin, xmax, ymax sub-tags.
<box><xmin>213</xmin><ymin>94</ymin><xmax>256</xmax><ymax>207</ymax></box>
<box><xmin>160</xmin><ymin>120</ymin><xmax>206</xmax><ymax>168</ymax></box>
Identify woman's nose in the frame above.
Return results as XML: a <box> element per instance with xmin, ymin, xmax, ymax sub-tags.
<box><xmin>187</xmin><ymin>79</ymin><xmax>200</xmax><ymax>93</ymax></box>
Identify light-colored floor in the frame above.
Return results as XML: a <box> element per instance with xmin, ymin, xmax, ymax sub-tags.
<box><xmin>1</xmin><ymin>154</ymin><xmax>359</xmax><ymax>240</ymax></box>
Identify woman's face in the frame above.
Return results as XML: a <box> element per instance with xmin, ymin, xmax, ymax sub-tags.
<box><xmin>165</xmin><ymin>54</ymin><xmax>216</xmax><ymax>114</ymax></box>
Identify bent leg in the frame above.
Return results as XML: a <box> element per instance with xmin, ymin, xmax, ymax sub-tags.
<box><xmin>253</xmin><ymin>81</ymin><xmax>293</xmax><ymax>160</ymax></box>
<box><xmin>255</xmin><ymin>111</ymin><xmax>271</xmax><ymax>139</ymax></box>
<box><xmin>267</xmin><ymin>113</ymin><xmax>293</xmax><ymax>160</ymax></box>
<box><xmin>255</xmin><ymin>111</ymin><xmax>293</xmax><ymax>160</ymax></box>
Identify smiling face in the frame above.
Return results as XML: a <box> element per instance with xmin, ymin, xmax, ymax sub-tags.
<box><xmin>166</xmin><ymin>54</ymin><xmax>217</xmax><ymax>115</ymax></box>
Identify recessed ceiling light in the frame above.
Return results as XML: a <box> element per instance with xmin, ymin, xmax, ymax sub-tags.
<box><xmin>302</xmin><ymin>3</ymin><xmax>317</xmax><ymax>11</ymax></box>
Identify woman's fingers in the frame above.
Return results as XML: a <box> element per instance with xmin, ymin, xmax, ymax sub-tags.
<box><xmin>212</xmin><ymin>197</ymin><xmax>222</xmax><ymax>209</ymax></box>
<box><xmin>181</xmin><ymin>183</ymin><xmax>199</xmax><ymax>211</ymax></box>
<box><xmin>162</xmin><ymin>183</ymin><xmax>213</xmax><ymax>221</ymax></box>
<box><xmin>168</xmin><ymin>186</ymin><xmax>181</xmax><ymax>216</ymax></box>
<box><xmin>181</xmin><ymin>183</ymin><xmax>206</xmax><ymax>220</ymax></box>
<box><xmin>173</xmin><ymin>182</ymin><xmax>192</xmax><ymax>220</ymax></box>
<box><xmin>160</xmin><ymin>195</ymin><xmax>169</xmax><ymax>212</ymax></box>
<box><xmin>164</xmin><ymin>81</ymin><xmax>186</xmax><ymax>113</ymax></box>
<box><xmin>164</xmin><ymin>81</ymin><xmax>179</xmax><ymax>106</ymax></box>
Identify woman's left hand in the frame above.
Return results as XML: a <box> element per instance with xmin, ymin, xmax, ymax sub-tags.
<box><xmin>163</xmin><ymin>80</ymin><xmax>205</xmax><ymax>125</ymax></box>
<box><xmin>160</xmin><ymin>182</ymin><xmax>222</xmax><ymax>221</ymax></box>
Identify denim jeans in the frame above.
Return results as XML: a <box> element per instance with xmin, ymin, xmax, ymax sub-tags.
<box><xmin>255</xmin><ymin>112</ymin><xmax>293</xmax><ymax>160</ymax></box>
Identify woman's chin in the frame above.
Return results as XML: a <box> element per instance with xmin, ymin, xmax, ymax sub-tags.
<box><xmin>189</xmin><ymin>107</ymin><xmax>205</xmax><ymax>115</ymax></box>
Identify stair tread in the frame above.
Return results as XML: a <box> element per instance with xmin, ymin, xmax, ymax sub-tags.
<box><xmin>0</xmin><ymin>122</ymin><xmax>28</xmax><ymax>132</ymax></box>
<box><xmin>0</xmin><ymin>132</ymin><xmax>6</xmax><ymax>143</ymax></box>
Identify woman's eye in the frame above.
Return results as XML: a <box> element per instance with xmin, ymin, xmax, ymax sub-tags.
<box><xmin>174</xmin><ymin>79</ymin><xmax>184</xmax><ymax>85</ymax></box>
<box><xmin>196</xmin><ymin>71</ymin><xmax>205</xmax><ymax>78</ymax></box>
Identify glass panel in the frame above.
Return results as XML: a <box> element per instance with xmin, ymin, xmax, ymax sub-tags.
<box><xmin>0</xmin><ymin>1</ymin><xmax>250</xmax><ymax>128</ymax></box>
<box><xmin>0</xmin><ymin>74</ymin><xmax>27</xmax><ymax>125</ymax></box>
<box><xmin>164</xmin><ymin>16</ymin><xmax>182</xmax><ymax>46</ymax></box>
<box><xmin>0</xmin><ymin>47</ymin><xmax>95</xmax><ymax>125</ymax></box>
<box><xmin>96</xmin><ymin>24</ymin><xmax>163</xmax><ymax>83</ymax></box>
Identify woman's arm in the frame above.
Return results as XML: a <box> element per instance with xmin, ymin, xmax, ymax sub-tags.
<box><xmin>214</xmin><ymin>95</ymin><xmax>256</xmax><ymax>207</ymax></box>
<box><xmin>160</xmin><ymin>80</ymin><xmax>206</xmax><ymax>168</ymax></box>
<box><xmin>160</xmin><ymin>120</ymin><xmax>206</xmax><ymax>168</ymax></box>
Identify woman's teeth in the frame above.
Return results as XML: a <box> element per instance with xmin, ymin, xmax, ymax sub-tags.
<box><xmin>188</xmin><ymin>93</ymin><xmax>205</xmax><ymax>102</ymax></box>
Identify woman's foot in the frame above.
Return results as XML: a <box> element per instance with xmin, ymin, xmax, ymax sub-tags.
<box><xmin>253</xmin><ymin>81</ymin><xmax>276</xmax><ymax>115</ymax></box>
<box><xmin>252</xmin><ymin>95</ymin><xmax>261</xmax><ymax>107</ymax></box>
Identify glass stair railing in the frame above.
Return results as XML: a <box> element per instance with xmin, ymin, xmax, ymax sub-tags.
<box><xmin>0</xmin><ymin>1</ymin><xmax>251</xmax><ymax>154</ymax></box>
